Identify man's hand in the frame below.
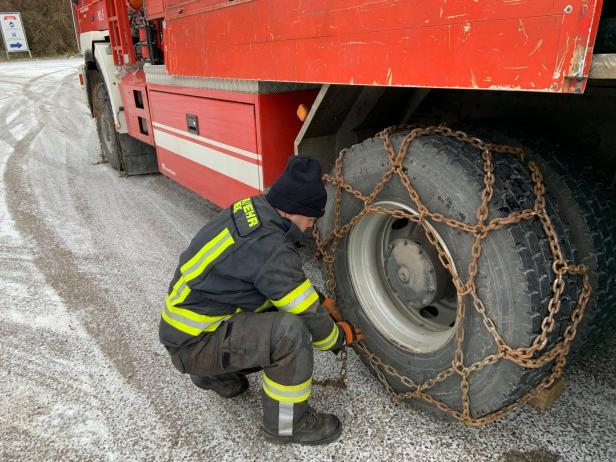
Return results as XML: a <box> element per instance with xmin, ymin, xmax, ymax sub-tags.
<box><xmin>337</xmin><ymin>321</ymin><xmax>365</xmax><ymax>345</ymax></box>
<box><xmin>322</xmin><ymin>297</ymin><xmax>365</xmax><ymax>346</ymax></box>
<box><xmin>330</xmin><ymin>322</ymin><xmax>364</xmax><ymax>355</ymax></box>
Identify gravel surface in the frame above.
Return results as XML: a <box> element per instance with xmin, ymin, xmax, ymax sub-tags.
<box><xmin>0</xmin><ymin>59</ymin><xmax>614</xmax><ymax>462</ymax></box>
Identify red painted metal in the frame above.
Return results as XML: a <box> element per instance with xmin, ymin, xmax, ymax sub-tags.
<box><xmin>561</xmin><ymin>0</ymin><xmax>605</xmax><ymax>93</ymax></box>
<box><xmin>147</xmin><ymin>87</ymin><xmax>260</xmax><ymax>206</ymax></box>
<box><xmin>155</xmin><ymin>148</ymin><xmax>261</xmax><ymax>207</ymax></box>
<box><xmin>146</xmin><ymin>83</ymin><xmax>257</xmax><ymax>106</ymax></box>
<box><xmin>119</xmin><ymin>70</ymin><xmax>155</xmax><ymax>145</ymax></box>
<box><xmin>138</xmin><ymin>26</ymin><xmax>150</xmax><ymax>60</ymax></box>
<box><xmin>77</xmin><ymin>0</ymin><xmax>605</xmax><ymax>207</ymax></box>
<box><xmin>256</xmin><ymin>91</ymin><xmax>319</xmax><ymax>187</ymax></box>
<box><xmin>104</xmin><ymin>0</ymin><xmax>136</xmax><ymax>65</ymax></box>
<box><xmin>145</xmin><ymin>0</ymin><xmax>165</xmax><ymax>19</ymax></box>
<box><xmin>145</xmin><ymin>86</ymin><xmax>318</xmax><ymax>204</ymax></box>
<box><xmin>76</xmin><ymin>0</ymin><xmax>107</xmax><ymax>33</ymax></box>
<box><xmin>163</xmin><ymin>0</ymin><xmax>603</xmax><ymax>93</ymax></box>
<box><xmin>149</xmin><ymin>89</ymin><xmax>258</xmax><ymax>152</ymax></box>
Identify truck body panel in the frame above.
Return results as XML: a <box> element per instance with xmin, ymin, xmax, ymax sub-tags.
<box><xmin>145</xmin><ymin>0</ymin><xmax>165</xmax><ymax>19</ymax></box>
<box><xmin>139</xmin><ymin>82</ymin><xmax>317</xmax><ymax>206</ymax></box>
<box><xmin>163</xmin><ymin>0</ymin><xmax>603</xmax><ymax>94</ymax></box>
<box><xmin>76</xmin><ymin>0</ymin><xmax>107</xmax><ymax>33</ymax></box>
<box><xmin>119</xmin><ymin>70</ymin><xmax>155</xmax><ymax>145</ymax></box>
<box><xmin>72</xmin><ymin>0</ymin><xmax>610</xmax><ymax>201</ymax></box>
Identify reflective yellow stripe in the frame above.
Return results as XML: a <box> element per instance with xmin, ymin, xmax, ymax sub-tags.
<box><xmin>262</xmin><ymin>373</ymin><xmax>312</xmax><ymax>403</ymax></box>
<box><xmin>162</xmin><ymin>308</ymin><xmax>199</xmax><ymax>336</ymax></box>
<box><xmin>180</xmin><ymin>228</ymin><xmax>234</xmax><ymax>280</ymax></box>
<box><xmin>161</xmin><ymin>308</ymin><xmax>221</xmax><ymax>336</ymax></box>
<box><xmin>272</xmin><ymin>279</ymin><xmax>319</xmax><ymax>315</ymax></box>
<box><xmin>167</xmin><ymin>302</ymin><xmax>238</xmax><ymax>323</ymax></box>
<box><xmin>162</xmin><ymin>304</ymin><xmax>240</xmax><ymax>336</ymax></box>
<box><xmin>167</xmin><ymin>228</ymin><xmax>234</xmax><ymax>306</ymax></box>
<box><xmin>263</xmin><ymin>374</ymin><xmax>312</xmax><ymax>393</ymax></box>
<box><xmin>162</xmin><ymin>228</ymin><xmax>236</xmax><ymax>337</ymax></box>
<box><xmin>312</xmin><ymin>324</ymin><xmax>340</xmax><ymax>351</ymax></box>
<box><xmin>272</xmin><ymin>279</ymin><xmax>311</xmax><ymax>307</ymax></box>
<box><xmin>180</xmin><ymin>228</ymin><xmax>235</xmax><ymax>282</ymax></box>
<box><xmin>255</xmin><ymin>299</ymin><xmax>273</xmax><ymax>313</ymax></box>
<box><xmin>166</xmin><ymin>279</ymin><xmax>190</xmax><ymax>309</ymax></box>
<box><xmin>287</xmin><ymin>290</ymin><xmax>318</xmax><ymax>314</ymax></box>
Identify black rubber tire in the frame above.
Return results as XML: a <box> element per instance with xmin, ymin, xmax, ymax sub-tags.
<box><xmin>460</xmin><ymin>126</ymin><xmax>616</xmax><ymax>356</ymax></box>
<box><xmin>93</xmin><ymin>79</ymin><xmax>123</xmax><ymax>171</ymax></box>
<box><xmin>318</xmin><ymin>132</ymin><xmax>576</xmax><ymax>418</ymax></box>
<box><xmin>513</xmin><ymin>140</ymin><xmax>616</xmax><ymax>355</ymax></box>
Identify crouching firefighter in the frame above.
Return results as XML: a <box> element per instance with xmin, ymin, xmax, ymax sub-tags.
<box><xmin>159</xmin><ymin>156</ymin><xmax>358</xmax><ymax>445</ymax></box>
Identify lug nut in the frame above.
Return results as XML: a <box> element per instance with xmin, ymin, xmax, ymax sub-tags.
<box><xmin>398</xmin><ymin>267</ymin><xmax>410</xmax><ymax>282</ymax></box>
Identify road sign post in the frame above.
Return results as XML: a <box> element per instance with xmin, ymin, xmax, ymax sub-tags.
<box><xmin>0</xmin><ymin>12</ymin><xmax>32</xmax><ymax>60</ymax></box>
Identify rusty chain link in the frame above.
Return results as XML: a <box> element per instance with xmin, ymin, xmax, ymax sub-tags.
<box><xmin>312</xmin><ymin>125</ymin><xmax>591</xmax><ymax>426</ymax></box>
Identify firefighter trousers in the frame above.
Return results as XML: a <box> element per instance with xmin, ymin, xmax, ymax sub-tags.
<box><xmin>165</xmin><ymin>311</ymin><xmax>314</xmax><ymax>435</ymax></box>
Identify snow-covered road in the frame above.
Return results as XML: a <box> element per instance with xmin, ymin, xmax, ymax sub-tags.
<box><xmin>0</xmin><ymin>59</ymin><xmax>614</xmax><ymax>462</ymax></box>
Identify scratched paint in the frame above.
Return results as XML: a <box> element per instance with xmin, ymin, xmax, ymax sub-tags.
<box><xmin>160</xmin><ymin>0</ymin><xmax>602</xmax><ymax>94</ymax></box>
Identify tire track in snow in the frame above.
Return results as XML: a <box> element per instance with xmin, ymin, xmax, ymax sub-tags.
<box><xmin>1</xmin><ymin>61</ymin><xmax>173</xmax><ymax>461</ymax></box>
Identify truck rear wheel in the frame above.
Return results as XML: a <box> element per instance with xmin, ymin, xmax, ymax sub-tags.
<box><xmin>521</xmin><ymin>142</ymin><xmax>616</xmax><ymax>355</ymax></box>
<box><xmin>318</xmin><ymin>131</ymin><xmax>578</xmax><ymax>418</ymax></box>
<box><xmin>460</xmin><ymin>126</ymin><xmax>616</xmax><ymax>355</ymax></box>
<box><xmin>93</xmin><ymin>80</ymin><xmax>123</xmax><ymax>171</ymax></box>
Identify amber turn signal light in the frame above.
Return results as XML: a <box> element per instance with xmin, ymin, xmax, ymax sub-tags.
<box><xmin>296</xmin><ymin>104</ymin><xmax>309</xmax><ymax>122</ymax></box>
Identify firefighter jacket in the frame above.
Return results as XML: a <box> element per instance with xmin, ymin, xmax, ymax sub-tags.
<box><xmin>159</xmin><ymin>195</ymin><xmax>344</xmax><ymax>352</ymax></box>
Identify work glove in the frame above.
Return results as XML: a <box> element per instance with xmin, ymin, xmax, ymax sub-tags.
<box><xmin>321</xmin><ymin>297</ymin><xmax>364</xmax><ymax>355</ymax></box>
<box><xmin>330</xmin><ymin>321</ymin><xmax>365</xmax><ymax>355</ymax></box>
<box><xmin>337</xmin><ymin>321</ymin><xmax>358</xmax><ymax>346</ymax></box>
<box><xmin>322</xmin><ymin>297</ymin><xmax>342</xmax><ymax>322</ymax></box>
<box><xmin>330</xmin><ymin>324</ymin><xmax>346</xmax><ymax>356</ymax></box>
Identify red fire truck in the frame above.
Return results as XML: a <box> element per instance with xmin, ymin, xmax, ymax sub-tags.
<box><xmin>72</xmin><ymin>0</ymin><xmax>615</xmax><ymax>423</ymax></box>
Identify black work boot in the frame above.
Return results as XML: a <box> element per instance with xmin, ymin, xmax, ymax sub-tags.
<box><xmin>190</xmin><ymin>373</ymin><xmax>249</xmax><ymax>398</ymax></box>
<box><xmin>264</xmin><ymin>407</ymin><xmax>342</xmax><ymax>445</ymax></box>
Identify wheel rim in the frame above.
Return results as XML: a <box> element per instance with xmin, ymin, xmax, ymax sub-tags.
<box><xmin>347</xmin><ymin>201</ymin><xmax>459</xmax><ymax>352</ymax></box>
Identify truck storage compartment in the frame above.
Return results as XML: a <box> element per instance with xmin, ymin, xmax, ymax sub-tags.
<box><xmin>147</xmin><ymin>88</ymin><xmax>262</xmax><ymax>207</ymax></box>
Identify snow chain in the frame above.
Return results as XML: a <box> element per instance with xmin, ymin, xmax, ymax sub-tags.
<box><xmin>312</xmin><ymin>125</ymin><xmax>591</xmax><ymax>427</ymax></box>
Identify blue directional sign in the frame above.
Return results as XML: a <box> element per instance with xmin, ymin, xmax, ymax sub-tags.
<box><xmin>0</xmin><ymin>12</ymin><xmax>30</xmax><ymax>55</ymax></box>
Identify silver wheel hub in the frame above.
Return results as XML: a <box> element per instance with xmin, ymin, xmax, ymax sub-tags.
<box><xmin>347</xmin><ymin>201</ymin><xmax>458</xmax><ymax>353</ymax></box>
<box><xmin>385</xmin><ymin>238</ymin><xmax>438</xmax><ymax>309</ymax></box>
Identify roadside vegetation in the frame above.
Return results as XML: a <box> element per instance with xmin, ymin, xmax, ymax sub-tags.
<box><xmin>0</xmin><ymin>0</ymin><xmax>77</xmax><ymax>59</ymax></box>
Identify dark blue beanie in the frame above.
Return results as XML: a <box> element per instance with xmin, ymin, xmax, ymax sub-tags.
<box><xmin>266</xmin><ymin>156</ymin><xmax>327</xmax><ymax>217</ymax></box>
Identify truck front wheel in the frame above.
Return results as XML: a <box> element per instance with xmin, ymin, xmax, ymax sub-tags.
<box><xmin>318</xmin><ymin>130</ymin><xmax>577</xmax><ymax>418</ymax></box>
<box><xmin>93</xmin><ymin>80</ymin><xmax>123</xmax><ymax>171</ymax></box>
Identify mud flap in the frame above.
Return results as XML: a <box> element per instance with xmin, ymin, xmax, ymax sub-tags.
<box><xmin>118</xmin><ymin>134</ymin><xmax>159</xmax><ymax>175</ymax></box>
